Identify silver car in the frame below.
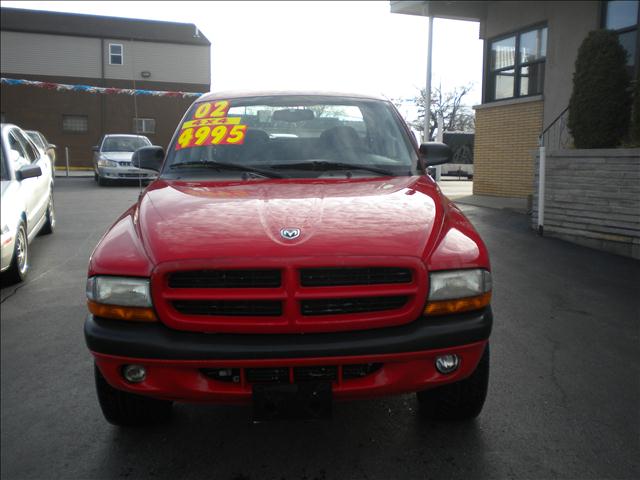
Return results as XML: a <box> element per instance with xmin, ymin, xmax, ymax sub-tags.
<box><xmin>92</xmin><ymin>134</ymin><xmax>157</xmax><ymax>186</ymax></box>
<box><xmin>25</xmin><ymin>130</ymin><xmax>57</xmax><ymax>178</ymax></box>
<box><xmin>1</xmin><ymin>123</ymin><xmax>55</xmax><ymax>283</ymax></box>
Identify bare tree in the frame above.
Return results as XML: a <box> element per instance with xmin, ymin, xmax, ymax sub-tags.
<box><xmin>411</xmin><ymin>83</ymin><xmax>475</xmax><ymax>140</ymax></box>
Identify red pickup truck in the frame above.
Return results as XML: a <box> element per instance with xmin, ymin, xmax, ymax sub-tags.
<box><xmin>85</xmin><ymin>92</ymin><xmax>492</xmax><ymax>425</ymax></box>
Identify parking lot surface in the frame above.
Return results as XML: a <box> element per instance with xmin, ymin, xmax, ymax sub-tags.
<box><xmin>2</xmin><ymin>178</ymin><xmax>639</xmax><ymax>480</ymax></box>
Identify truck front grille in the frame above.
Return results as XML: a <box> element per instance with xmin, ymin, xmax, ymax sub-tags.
<box><xmin>246</xmin><ymin>368</ymin><xmax>289</xmax><ymax>384</ymax></box>
<box><xmin>210</xmin><ymin>364</ymin><xmax>380</xmax><ymax>385</ymax></box>
<box><xmin>172</xmin><ymin>300</ymin><xmax>282</xmax><ymax>316</ymax></box>
<box><xmin>301</xmin><ymin>296</ymin><xmax>408</xmax><ymax>316</ymax></box>
<box><xmin>300</xmin><ymin>267</ymin><xmax>412</xmax><ymax>286</ymax></box>
<box><xmin>169</xmin><ymin>269</ymin><xmax>281</xmax><ymax>288</ymax></box>
<box><xmin>155</xmin><ymin>258</ymin><xmax>425</xmax><ymax>333</ymax></box>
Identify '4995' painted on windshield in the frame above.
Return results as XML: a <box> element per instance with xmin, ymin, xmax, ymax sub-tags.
<box><xmin>175</xmin><ymin>100</ymin><xmax>247</xmax><ymax>150</ymax></box>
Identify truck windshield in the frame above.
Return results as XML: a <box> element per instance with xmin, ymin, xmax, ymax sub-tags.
<box><xmin>163</xmin><ymin>95</ymin><xmax>420</xmax><ymax>179</ymax></box>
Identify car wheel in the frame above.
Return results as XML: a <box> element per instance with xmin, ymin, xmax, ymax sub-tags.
<box><xmin>94</xmin><ymin>364</ymin><xmax>173</xmax><ymax>426</ymax></box>
<box><xmin>40</xmin><ymin>193</ymin><xmax>55</xmax><ymax>235</ymax></box>
<box><xmin>94</xmin><ymin>172</ymin><xmax>98</xmax><ymax>182</ymax></box>
<box><xmin>416</xmin><ymin>343</ymin><xmax>489</xmax><ymax>421</ymax></box>
<box><xmin>4</xmin><ymin>221</ymin><xmax>29</xmax><ymax>283</ymax></box>
<box><xmin>97</xmin><ymin>175</ymin><xmax>109</xmax><ymax>186</ymax></box>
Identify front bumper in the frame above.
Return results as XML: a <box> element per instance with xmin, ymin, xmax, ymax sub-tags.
<box><xmin>97</xmin><ymin>166</ymin><xmax>157</xmax><ymax>180</ymax></box>
<box><xmin>86</xmin><ymin>308</ymin><xmax>492</xmax><ymax>403</ymax></box>
<box><xmin>1</xmin><ymin>231</ymin><xmax>16</xmax><ymax>272</ymax></box>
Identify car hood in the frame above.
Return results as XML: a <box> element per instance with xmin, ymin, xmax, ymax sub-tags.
<box><xmin>134</xmin><ymin>177</ymin><xmax>445</xmax><ymax>265</ymax></box>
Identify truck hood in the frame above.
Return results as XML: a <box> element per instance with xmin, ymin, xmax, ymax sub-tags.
<box><xmin>136</xmin><ymin>177</ymin><xmax>445</xmax><ymax>265</ymax></box>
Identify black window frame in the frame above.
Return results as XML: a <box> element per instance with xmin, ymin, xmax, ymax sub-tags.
<box><xmin>485</xmin><ymin>23</ymin><xmax>548</xmax><ymax>102</ymax></box>
<box><xmin>601</xmin><ymin>0</ymin><xmax>640</xmax><ymax>80</ymax></box>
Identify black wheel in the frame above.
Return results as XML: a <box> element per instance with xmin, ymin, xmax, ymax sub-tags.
<box><xmin>94</xmin><ymin>364</ymin><xmax>172</xmax><ymax>426</ymax></box>
<box><xmin>417</xmin><ymin>344</ymin><xmax>489</xmax><ymax>421</ymax></box>
<box><xmin>94</xmin><ymin>172</ymin><xmax>98</xmax><ymax>182</ymax></box>
<box><xmin>4</xmin><ymin>221</ymin><xmax>29</xmax><ymax>283</ymax></box>
<box><xmin>40</xmin><ymin>193</ymin><xmax>55</xmax><ymax>235</ymax></box>
<box><xmin>97</xmin><ymin>175</ymin><xmax>109</xmax><ymax>186</ymax></box>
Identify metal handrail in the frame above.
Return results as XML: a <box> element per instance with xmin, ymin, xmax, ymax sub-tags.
<box><xmin>537</xmin><ymin>105</ymin><xmax>569</xmax><ymax>236</ymax></box>
<box><xmin>539</xmin><ymin>105</ymin><xmax>570</xmax><ymax>143</ymax></box>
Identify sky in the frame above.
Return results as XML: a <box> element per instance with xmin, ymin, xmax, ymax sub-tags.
<box><xmin>1</xmin><ymin>1</ymin><xmax>484</xmax><ymax>122</ymax></box>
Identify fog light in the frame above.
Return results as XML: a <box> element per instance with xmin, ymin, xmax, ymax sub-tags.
<box><xmin>435</xmin><ymin>355</ymin><xmax>460</xmax><ymax>374</ymax></box>
<box><xmin>122</xmin><ymin>364</ymin><xmax>146</xmax><ymax>383</ymax></box>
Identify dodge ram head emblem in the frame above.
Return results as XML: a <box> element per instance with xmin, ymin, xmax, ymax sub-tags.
<box><xmin>280</xmin><ymin>228</ymin><xmax>301</xmax><ymax>240</ymax></box>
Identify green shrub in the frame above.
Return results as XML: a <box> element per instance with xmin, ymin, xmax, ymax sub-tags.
<box><xmin>568</xmin><ymin>30</ymin><xmax>631</xmax><ymax>148</ymax></box>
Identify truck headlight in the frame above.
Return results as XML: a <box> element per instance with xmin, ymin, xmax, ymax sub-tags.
<box><xmin>86</xmin><ymin>276</ymin><xmax>156</xmax><ymax>321</ymax></box>
<box><xmin>424</xmin><ymin>269</ymin><xmax>492</xmax><ymax>316</ymax></box>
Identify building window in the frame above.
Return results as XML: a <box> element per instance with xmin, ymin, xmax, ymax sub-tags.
<box><xmin>603</xmin><ymin>0</ymin><xmax>639</xmax><ymax>76</ymax></box>
<box><xmin>487</xmin><ymin>25</ymin><xmax>548</xmax><ymax>101</ymax></box>
<box><xmin>109</xmin><ymin>43</ymin><xmax>123</xmax><ymax>65</ymax></box>
<box><xmin>133</xmin><ymin>118</ymin><xmax>156</xmax><ymax>134</ymax></box>
<box><xmin>62</xmin><ymin>115</ymin><xmax>88</xmax><ymax>133</ymax></box>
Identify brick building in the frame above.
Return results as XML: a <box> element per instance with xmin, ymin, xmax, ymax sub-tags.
<box><xmin>391</xmin><ymin>0</ymin><xmax>639</xmax><ymax>200</ymax></box>
<box><xmin>1</xmin><ymin>7</ymin><xmax>211</xmax><ymax>167</ymax></box>
<box><xmin>392</xmin><ymin>1</ymin><xmax>639</xmax><ymax>258</ymax></box>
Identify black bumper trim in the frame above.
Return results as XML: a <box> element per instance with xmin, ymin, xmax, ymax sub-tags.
<box><xmin>84</xmin><ymin>308</ymin><xmax>492</xmax><ymax>360</ymax></box>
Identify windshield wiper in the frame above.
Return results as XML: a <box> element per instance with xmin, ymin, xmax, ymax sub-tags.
<box><xmin>271</xmin><ymin>161</ymin><xmax>395</xmax><ymax>177</ymax></box>
<box><xmin>169</xmin><ymin>161</ymin><xmax>283</xmax><ymax>178</ymax></box>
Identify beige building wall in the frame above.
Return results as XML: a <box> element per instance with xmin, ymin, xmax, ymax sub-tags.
<box><xmin>473</xmin><ymin>97</ymin><xmax>543</xmax><ymax>198</ymax></box>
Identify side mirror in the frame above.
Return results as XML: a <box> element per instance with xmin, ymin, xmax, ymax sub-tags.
<box><xmin>132</xmin><ymin>146</ymin><xmax>165</xmax><ymax>172</ymax></box>
<box><xmin>49</xmin><ymin>144</ymin><xmax>57</xmax><ymax>149</ymax></box>
<box><xmin>92</xmin><ymin>146</ymin><xmax>99</xmax><ymax>152</ymax></box>
<box><xmin>16</xmin><ymin>164</ymin><xmax>42</xmax><ymax>181</ymax></box>
<box><xmin>419</xmin><ymin>142</ymin><xmax>452</xmax><ymax>166</ymax></box>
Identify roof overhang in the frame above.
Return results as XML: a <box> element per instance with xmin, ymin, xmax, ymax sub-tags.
<box><xmin>390</xmin><ymin>1</ymin><xmax>487</xmax><ymax>22</ymax></box>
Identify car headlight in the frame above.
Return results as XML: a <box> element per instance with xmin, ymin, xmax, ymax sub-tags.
<box><xmin>424</xmin><ymin>269</ymin><xmax>492</xmax><ymax>316</ymax></box>
<box><xmin>97</xmin><ymin>157</ymin><xmax>118</xmax><ymax>167</ymax></box>
<box><xmin>86</xmin><ymin>276</ymin><xmax>156</xmax><ymax>322</ymax></box>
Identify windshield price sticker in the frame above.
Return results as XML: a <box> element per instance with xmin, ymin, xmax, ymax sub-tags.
<box><xmin>176</xmin><ymin>100</ymin><xmax>247</xmax><ymax>150</ymax></box>
<box><xmin>182</xmin><ymin>117</ymin><xmax>241</xmax><ymax>129</ymax></box>
<box><xmin>176</xmin><ymin>124</ymin><xmax>247</xmax><ymax>149</ymax></box>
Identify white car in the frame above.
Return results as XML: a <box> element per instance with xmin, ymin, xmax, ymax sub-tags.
<box><xmin>1</xmin><ymin>123</ymin><xmax>55</xmax><ymax>283</ymax></box>
<box><xmin>92</xmin><ymin>134</ymin><xmax>156</xmax><ymax>186</ymax></box>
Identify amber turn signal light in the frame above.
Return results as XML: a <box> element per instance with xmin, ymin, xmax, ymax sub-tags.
<box><xmin>87</xmin><ymin>300</ymin><xmax>157</xmax><ymax>322</ymax></box>
<box><xmin>424</xmin><ymin>291</ymin><xmax>491</xmax><ymax>316</ymax></box>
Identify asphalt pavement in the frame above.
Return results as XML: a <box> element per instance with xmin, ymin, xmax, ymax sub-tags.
<box><xmin>1</xmin><ymin>178</ymin><xmax>639</xmax><ymax>480</ymax></box>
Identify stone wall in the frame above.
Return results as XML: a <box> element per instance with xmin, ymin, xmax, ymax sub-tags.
<box><xmin>532</xmin><ymin>149</ymin><xmax>640</xmax><ymax>259</ymax></box>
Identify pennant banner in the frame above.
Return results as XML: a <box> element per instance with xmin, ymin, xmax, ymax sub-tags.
<box><xmin>1</xmin><ymin>77</ymin><xmax>204</xmax><ymax>98</ymax></box>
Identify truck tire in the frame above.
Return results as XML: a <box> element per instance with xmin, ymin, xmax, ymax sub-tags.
<box><xmin>94</xmin><ymin>364</ymin><xmax>172</xmax><ymax>426</ymax></box>
<box><xmin>40</xmin><ymin>193</ymin><xmax>55</xmax><ymax>235</ymax></box>
<box><xmin>4</xmin><ymin>221</ymin><xmax>28</xmax><ymax>284</ymax></box>
<box><xmin>416</xmin><ymin>344</ymin><xmax>489</xmax><ymax>421</ymax></box>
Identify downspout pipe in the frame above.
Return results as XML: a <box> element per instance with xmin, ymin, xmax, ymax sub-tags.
<box><xmin>537</xmin><ymin>134</ymin><xmax>545</xmax><ymax>236</ymax></box>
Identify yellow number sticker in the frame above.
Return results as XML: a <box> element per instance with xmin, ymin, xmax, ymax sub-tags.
<box><xmin>177</xmin><ymin>128</ymin><xmax>194</xmax><ymax>149</ymax></box>
<box><xmin>176</xmin><ymin>100</ymin><xmax>247</xmax><ymax>150</ymax></box>
<box><xmin>226</xmin><ymin>125</ymin><xmax>247</xmax><ymax>144</ymax></box>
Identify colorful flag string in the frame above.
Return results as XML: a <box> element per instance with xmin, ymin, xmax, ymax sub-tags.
<box><xmin>1</xmin><ymin>77</ymin><xmax>204</xmax><ymax>98</ymax></box>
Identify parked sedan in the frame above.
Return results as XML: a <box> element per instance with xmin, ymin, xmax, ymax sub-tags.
<box><xmin>92</xmin><ymin>134</ymin><xmax>157</xmax><ymax>186</ymax></box>
<box><xmin>1</xmin><ymin>124</ymin><xmax>55</xmax><ymax>283</ymax></box>
<box><xmin>25</xmin><ymin>130</ymin><xmax>57</xmax><ymax>178</ymax></box>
